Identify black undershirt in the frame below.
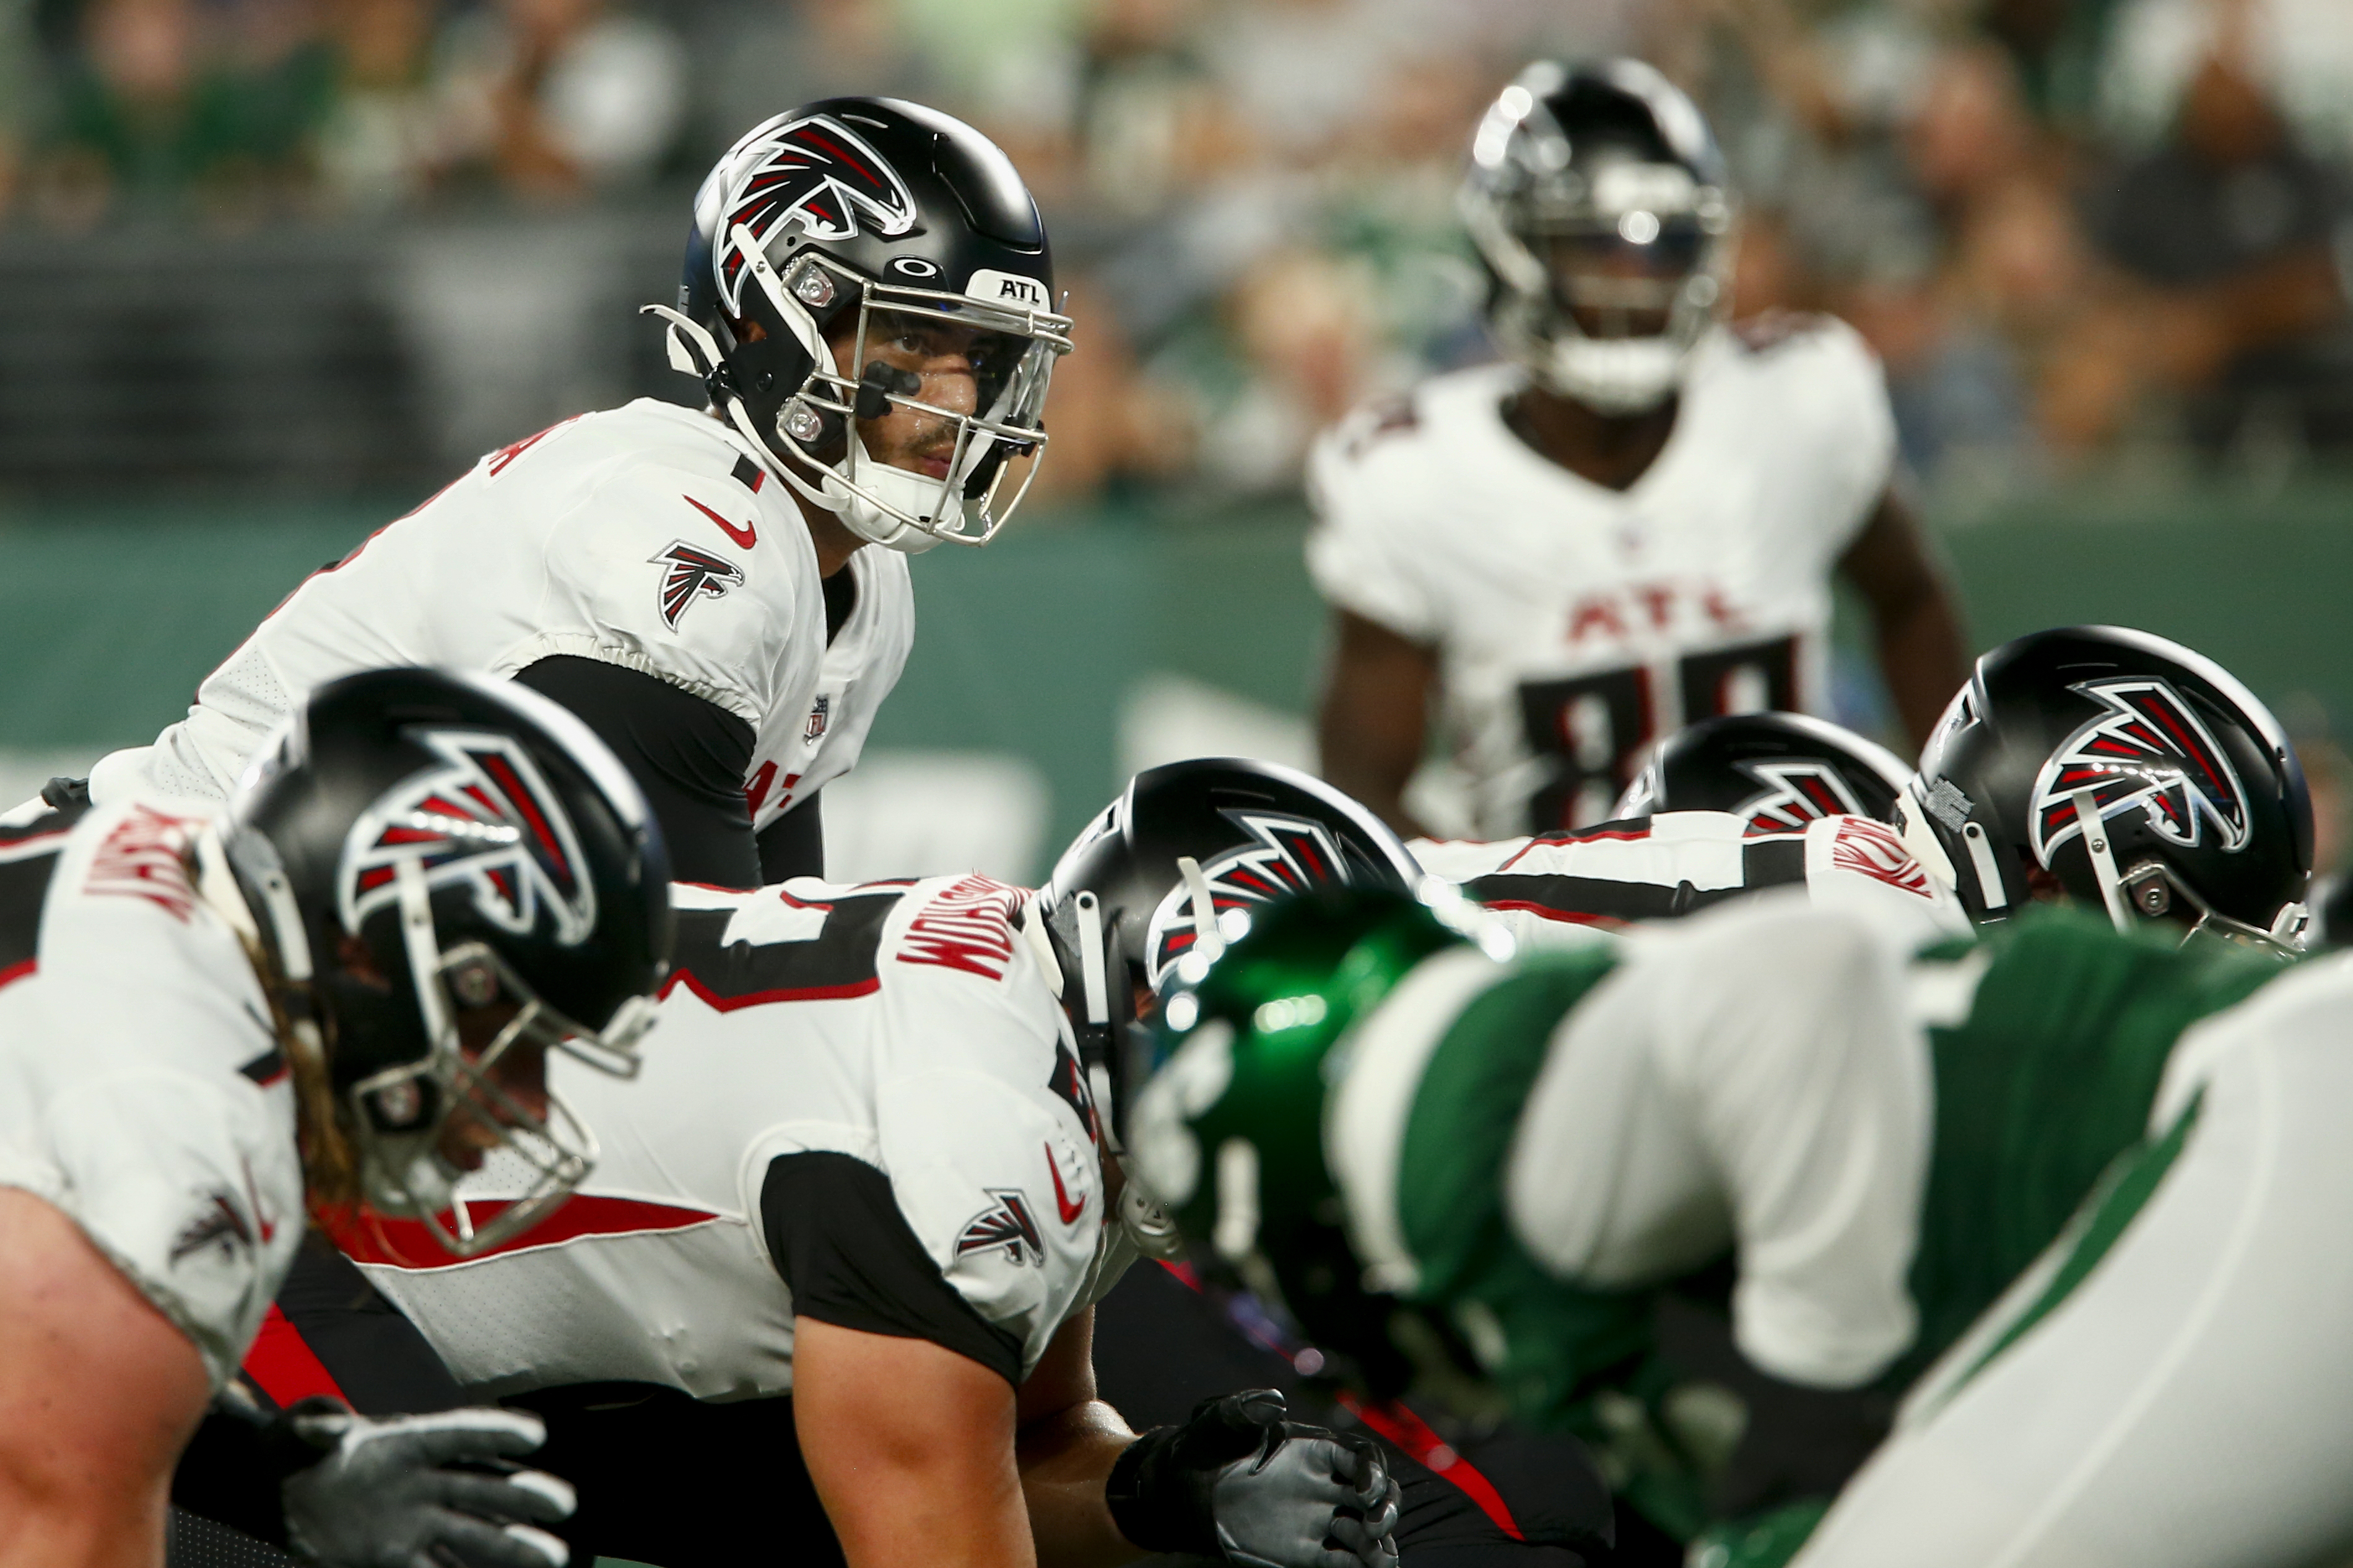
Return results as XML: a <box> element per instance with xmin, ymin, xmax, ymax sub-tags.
<box><xmin>760</xmin><ymin>1151</ymin><xmax>1024</xmax><ymax>1386</ymax></box>
<box><xmin>511</xmin><ymin>550</ymin><xmax>861</xmax><ymax>890</ymax></box>
<box><xmin>512</xmin><ymin>656</ymin><xmax>827</xmax><ymax>887</ymax></box>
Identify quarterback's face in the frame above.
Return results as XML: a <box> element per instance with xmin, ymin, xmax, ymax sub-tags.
<box><xmin>437</xmin><ymin>1005</ymin><xmax>550</xmax><ymax>1172</ymax></box>
<box><xmin>830</xmin><ymin>312</ymin><xmax>1020</xmax><ymax>480</ymax></box>
<box><xmin>1541</xmin><ymin>219</ymin><xmax>1704</xmax><ymax>340</ymax></box>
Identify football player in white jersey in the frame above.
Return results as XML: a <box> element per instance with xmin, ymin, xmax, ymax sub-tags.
<box><xmin>1413</xmin><ymin>710</ymin><xmax>1966</xmax><ymax>951</ymax></box>
<box><xmin>1311</xmin><ymin>59</ymin><xmax>1967</xmax><ymax>841</ymax></box>
<box><xmin>250</xmin><ymin>761</ymin><xmax>1414</xmax><ymax>1568</ymax></box>
<box><xmin>71</xmin><ymin>98</ymin><xmax>1072</xmax><ymax>889</ymax></box>
<box><xmin>0</xmin><ymin>669</ymin><xmax>671</xmax><ymax>1568</ymax></box>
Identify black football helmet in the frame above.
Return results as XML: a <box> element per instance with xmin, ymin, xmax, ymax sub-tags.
<box><xmin>1615</xmin><ymin>711</ymin><xmax>1913</xmax><ymax>828</ymax></box>
<box><xmin>1033</xmin><ymin>760</ymin><xmax>1422</xmax><ymax>1244</ymax></box>
<box><xmin>1895</xmin><ymin>627</ymin><xmax>2311</xmax><ymax>947</ymax></box>
<box><xmin>222</xmin><ymin>668</ymin><xmax>674</xmax><ymax>1255</ymax></box>
<box><xmin>1461</xmin><ymin>59</ymin><xmax>1735</xmax><ymax>414</ymax></box>
<box><xmin>647</xmin><ymin>98</ymin><xmax>1072</xmax><ymax>553</ymax></box>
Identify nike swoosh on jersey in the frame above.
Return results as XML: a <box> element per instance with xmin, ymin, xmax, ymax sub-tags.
<box><xmin>685</xmin><ymin>495</ymin><xmax>757</xmax><ymax>548</ymax></box>
<box><xmin>1045</xmin><ymin>1141</ymin><xmax>1084</xmax><ymax>1224</ymax></box>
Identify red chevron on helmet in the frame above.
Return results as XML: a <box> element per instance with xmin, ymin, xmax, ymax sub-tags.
<box><xmin>1731</xmin><ymin>759</ymin><xmax>1868</xmax><ymax>833</ymax></box>
<box><xmin>715</xmin><ymin>113</ymin><xmax>919</xmax><ymax>316</ymax></box>
<box><xmin>340</xmin><ymin>729</ymin><xmax>598</xmax><ymax>946</ymax></box>
<box><xmin>2029</xmin><ymin>677</ymin><xmax>2251</xmax><ymax>865</ymax></box>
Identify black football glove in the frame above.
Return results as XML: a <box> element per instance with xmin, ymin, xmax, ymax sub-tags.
<box><xmin>1106</xmin><ymin>1389</ymin><xmax>1401</xmax><ymax>1568</ymax></box>
<box><xmin>279</xmin><ymin>1402</ymin><xmax>575</xmax><ymax>1568</ymax></box>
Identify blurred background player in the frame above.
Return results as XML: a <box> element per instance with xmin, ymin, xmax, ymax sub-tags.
<box><xmin>61</xmin><ymin>96</ymin><xmax>1071</xmax><ymax>889</ymax></box>
<box><xmin>1310</xmin><ymin>59</ymin><xmax>1968</xmax><ymax>840</ymax></box>
<box><xmin>0</xmin><ymin>668</ymin><xmax>671</xmax><ymax>1567</ymax></box>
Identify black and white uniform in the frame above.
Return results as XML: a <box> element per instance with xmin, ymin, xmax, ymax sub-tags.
<box><xmin>85</xmin><ymin>402</ymin><xmax>913</xmax><ymax>885</ymax></box>
<box><xmin>1309</xmin><ymin>322</ymin><xmax>1896</xmax><ymax>836</ymax></box>
<box><xmin>316</xmin><ymin>873</ymin><xmax>1126</xmax><ymax>1561</ymax></box>
<box><xmin>0</xmin><ymin>800</ymin><xmax>302</xmax><ymax>1388</ymax></box>
<box><xmin>1415</xmin><ymin>809</ymin><xmax>1969</xmax><ymax>953</ymax></box>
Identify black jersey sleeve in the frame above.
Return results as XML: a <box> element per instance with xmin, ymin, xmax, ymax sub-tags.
<box><xmin>512</xmin><ymin>654</ymin><xmax>760</xmax><ymax>890</ymax></box>
<box><xmin>761</xmin><ymin>1151</ymin><xmax>1024</xmax><ymax>1386</ymax></box>
<box><xmin>755</xmin><ymin>789</ymin><xmax>824</xmax><ymax>881</ymax></box>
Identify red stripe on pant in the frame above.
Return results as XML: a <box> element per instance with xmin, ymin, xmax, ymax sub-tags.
<box><xmin>243</xmin><ymin>1302</ymin><xmax>350</xmax><ymax>1409</ymax></box>
<box><xmin>1343</xmin><ymin>1393</ymin><xmax>1526</xmax><ymax>1541</ymax></box>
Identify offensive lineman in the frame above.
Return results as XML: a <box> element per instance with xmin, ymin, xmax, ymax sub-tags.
<box><xmin>202</xmin><ymin>762</ymin><xmax>1419</xmax><ymax>1568</ymax></box>
<box><xmin>1311</xmin><ymin>59</ymin><xmax>1967</xmax><ymax>838</ymax></box>
<box><xmin>1411</xmin><ymin>709</ymin><xmax>1959</xmax><ymax>952</ymax></box>
<box><xmin>69</xmin><ymin>97</ymin><xmax>1072</xmax><ymax>887</ymax></box>
<box><xmin>0</xmin><ymin>669</ymin><xmax>671</xmax><ymax>1567</ymax></box>
<box><xmin>1128</xmin><ymin>628</ymin><xmax>2314</xmax><ymax>1561</ymax></box>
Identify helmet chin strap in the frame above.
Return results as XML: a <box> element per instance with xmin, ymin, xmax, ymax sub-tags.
<box><xmin>1536</xmin><ymin>334</ymin><xmax>1690</xmax><ymax>414</ymax></box>
<box><xmin>2069</xmin><ymin>786</ymin><xmax>2138</xmax><ymax>933</ymax></box>
<box><xmin>1072</xmin><ymin>890</ymin><xmax>1118</xmax><ymax>1152</ymax></box>
<box><xmin>214</xmin><ymin>824</ymin><xmax>331</xmax><ymax>1068</ymax></box>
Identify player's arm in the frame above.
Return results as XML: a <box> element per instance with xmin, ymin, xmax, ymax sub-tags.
<box><xmin>1834</xmin><ymin>488</ymin><xmax>1968</xmax><ymax>755</ymax></box>
<box><xmin>0</xmin><ymin>1186</ymin><xmax>213</xmax><ymax>1568</ymax></box>
<box><xmin>1316</xmin><ymin>610</ymin><xmax>1438</xmax><ymax>838</ymax></box>
<box><xmin>1013</xmin><ymin>1309</ymin><xmax>1147</xmax><ymax>1568</ymax></box>
<box><xmin>511</xmin><ymin>654</ymin><xmax>762</xmax><ymax>889</ymax></box>
<box><xmin>795</xmin><ymin>1316</ymin><xmax>1038</xmax><ymax>1568</ymax></box>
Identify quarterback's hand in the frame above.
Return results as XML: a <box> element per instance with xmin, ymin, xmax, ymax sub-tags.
<box><xmin>1106</xmin><ymin>1389</ymin><xmax>1401</xmax><ymax>1568</ymax></box>
<box><xmin>279</xmin><ymin>1402</ymin><xmax>575</xmax><ymax>1568</ymax></box>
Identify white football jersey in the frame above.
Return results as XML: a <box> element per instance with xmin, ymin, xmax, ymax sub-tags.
<box><xmin>1415</xmin><ymin>809</ymin><xmax>1969</xmax><ymax>956</ymax></box>
<box><xmin>0</xmin><ymin>803</ymin><xmax>303</xmax><ymax>1389</ymax></box>
<box><xmin>1308</xmin><ymin>320</ymin><xmax>1897</xmax><ymax>838</ymax></box>
<box><xmin>93</xmin><ymin>400</ymin><xmax>911</xmax><ymax>834</ymax></box>
<box><xmin>344</xmin><ymin>874</ymin><xmax>1127</xmax><ymax>1401</ymax></box>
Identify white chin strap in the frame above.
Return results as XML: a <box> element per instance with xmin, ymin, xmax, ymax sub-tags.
<box><xmin>1536</xmin><ymin>335</ymin><xmax>1692</xmax><ymax>414</ymax></box>
<box><xmin>828</xmin><ymin>456</ymin><xmax>950</xmax><ymax>555</ymax></box>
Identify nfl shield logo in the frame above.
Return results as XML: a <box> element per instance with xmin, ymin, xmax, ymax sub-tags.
<box><xmin>804</xmin><ymin>695</ymin><xmax>831</xmax><ymax>743</ymax></box>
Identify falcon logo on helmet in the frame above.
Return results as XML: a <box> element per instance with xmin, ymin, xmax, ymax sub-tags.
<box><xmin>1142</xmin><ymin>812</ymin><xmax>1366</xmax><ymax>987</ymax></box>
<box><xmin>651</xmin><ymin>542</ymin><xmax>745</xmax><ymax>630</ymax></box>
<box><xmin>2029</xmin><ymin>677</ymin><xmax>2252</xmax><ymax>865</ymax></box>
<box><xmin>1731</xmin><ymin>760</ymin><xmax>1868</xmax><ymax>834</ymax></box>
<box><xmin>341</xmin><ymin>729</ymin><xmax>598</xmax><ymax>946</ymax></box>
<box><xmin>715</xmin><ymin>115</ymin><xmax>918</xmax><ymax>316</ymax></box>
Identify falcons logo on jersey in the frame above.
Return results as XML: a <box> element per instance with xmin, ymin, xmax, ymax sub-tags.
<box><xmin>651</xmin><ymin>542</ymin><xmax>744</xmax><ymax>630</ymax></box>
<box><xmin>2029</xmin><ymin>677</ymin><xmax>2251</xmax><ymax>865</ymax></box>
<box><xmin>955</xmin><ymin>1190</ymin><xmax>1046</xmax><ymax>1268</ymax></box>
<box><xmin>1143</xmin><ymin>812</ymin><xmax>1366</xmax><ymax>987</ymax></box>
<box><xmin>341</xmin><ymin>729</ymin><xmax>598</xmax><ymax>945</ymax></box>
<box><xmin>1731</xmin><ymin>760</ymin><xmax>1869</xmax><ymax>833</ymax></box>
<box><xmin>716</xmin><ymin>115</ymin><xmax>919</xmax><ymax>316</ymax></box>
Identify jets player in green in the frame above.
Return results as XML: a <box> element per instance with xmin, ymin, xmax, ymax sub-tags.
<box><xmin>1126</xmin><ymin>627</ymin><xmax>2327</xmax><ymax>1567</ymax></box>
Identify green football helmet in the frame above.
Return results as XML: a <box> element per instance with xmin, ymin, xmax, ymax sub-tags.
<box><xmin>1129</xmin><ymin>881</ymin><xmax>1503</xmax><ymax>1395</ymax></box>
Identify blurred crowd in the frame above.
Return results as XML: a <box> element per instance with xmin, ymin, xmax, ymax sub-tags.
<box><xmin>3</xmin><ymin>0</ymin><xmax>2351</xmax><ymax>498</ymax></box>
